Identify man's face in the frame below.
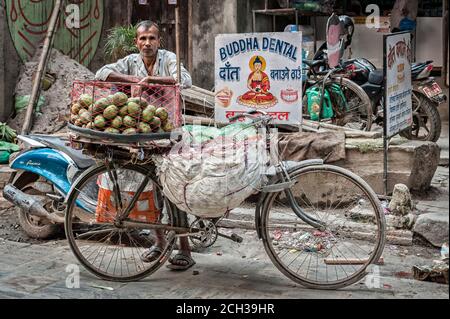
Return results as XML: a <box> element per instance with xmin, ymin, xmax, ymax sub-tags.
<box><xmin>135</xmin><ymin>26</ymin><xmax>160</xmax><ymax>58</ymax></box>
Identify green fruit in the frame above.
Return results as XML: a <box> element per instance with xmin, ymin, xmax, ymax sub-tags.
<box><xmin>128</xmin><ymin>97</ymin><xmax>148</xmax><ymax>108</ymax></box>
<box><xmin>138</xmin><ymin>122</ymin><xmax>152</xmax><ymax>133</ymax></box>
<box><xmin>86</xmin><ymin>122</ymin><xmax>94</xmax><ymax>130</ymax></box>
<box><xmin>80</xmin><ymin>111</ymin><xmax>92</xmax><ymax>124</ymax></box>
<box><xmin>94</xmin><ymin>115</ymin><xmax>106</xmax><ymax>128</ymax></box>
<box><xmin>111</xmin><ymin>116</ymin><xmax>123</xmax><ymax>129</ymax></box>
<box><xmin>78</xmin><ymin>108</ymin><xmax>88</xmax><ymax>115</ymax></box>
<box><xmin>162</xmin><ymin>121</ymin><xmax>175</xmax><ymax>132</ymax></box>
<box><xmin>155</xmin><ymin>107</ymin><xmax>169</xmax><ymax>121</ymax></box>
<box><xmin>127</xmin><ymin>102</ymin><xmax>141</xmax><ymax>117</ymax></box>
<box><xmin>104</xmin><ymin>127</ymin><xmax>120</xmax><ymax>134</ymax></box>
<box><xmin>112</xmin><ymin>92</ymin><xmax>128</xmax><ymax>106</ymax></box>
<box><xmin>119</xmin><ymin>105</ymin><xmax>129</xmax><ymax>117</ymax></box>
<box><xmin>123</xmin><ymin>128</ymin><xmax>138</xmax><ymax>135</ymax></box>
<box><xmin>71</xmin><ymin>103</ymin><xmax>81</xmax><ymax>115</ymax></box>
<box><xmin>70</xmin><ymin>114</ymin><xmax>79</xmax><ymax>123</ymax></box>
<box><xmin>146</xmin><ymin>104</ymin><xmax>157</xmax><ymax>114</ymax></box>
<box><xmin>103</xmin><ymin>105</ymin><xmax>119</xmax><ymax>120</ymax></box>
<box><xmin>149</xmin><ymin>116</ymin><xmax>161</xmax><ymax>129</ymax></box>
<box><xmin>106</xmin><ymin>94</ymin><xmax>115</xmax><ymax>104</ymax></box>
<box><xmin>74</xmin><ymin>119</ymin><xmax>83</xmax><ymax>127</ymax></box>
<box><xmin>123</xmin><ymin>115</ymin><xmax>137</xmax><ymax>128</ymax></box>
<box><xmin>94</xmin><ymin>98</ymin><xmax>109</xmax><ymax>113</ymax></box>
<box><xmin>142</xmin><ymin>106</ymin><xmax>155</xmax><ymax>122</ymax></box>
<box><xmin>79</xmin><ymin>94</ymin><xmax>93</xmax><ymax>108</ymax></box>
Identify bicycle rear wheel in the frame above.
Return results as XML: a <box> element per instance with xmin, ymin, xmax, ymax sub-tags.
<box><xmin>65</xmin><ymin>163</ymin><xmax>178</xmax><ymax>282</ymax></box>
<box><xmin>261</xmin><ymin>165</ymin><xmax>385</xmax><ymax>289</ymax></box>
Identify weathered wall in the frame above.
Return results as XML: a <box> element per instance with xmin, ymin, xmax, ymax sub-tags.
<box><xmin>89</xmin><ymin>0</ymin><xmax>128</xmax><ymax>72</ymax></box>
<box><xmin>192</xmin><ymin>0</ymin><xmax>293</xmax><ymax>89</ymax></box>
<box><xmin>0</xmin><ymin>0</ymin><xmax>21</xmax><ymax>122</ymax></box>
<box><xmin>192</xmin><ymin>0</ymin><xmax>238</xmax><ymax>90</ymax></box>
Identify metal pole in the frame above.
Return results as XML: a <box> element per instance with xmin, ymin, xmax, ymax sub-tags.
<box><xmin>175</xmin><ymin>1</ymin><xmax>181</xmax><ymax>84</ymax></box>
<box><xmin>188</xmin><ymin>0</ymin><xmax>193</xmax><ymax>72</ymax></box>
<box><xmin>383</xmin><ymin>34</ymin><xmax>388</xmax><ymax>196</ymax></box>
<box><xmin>22</xmin><ymin>0</ymin><xmax>63</xmax><ymax>135</ymax></box>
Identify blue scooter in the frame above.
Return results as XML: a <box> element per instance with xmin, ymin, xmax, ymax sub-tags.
<box><xmin>2</xmin><ymin>135</ymin><xmax>95</xmax><ymax>239</ymax></box>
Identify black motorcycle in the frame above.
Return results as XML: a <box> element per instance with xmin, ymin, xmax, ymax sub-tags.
<box><xmin>312</xmin><ymin>16</ymin><xmax>446</xmax><ymax>142</ymax></box>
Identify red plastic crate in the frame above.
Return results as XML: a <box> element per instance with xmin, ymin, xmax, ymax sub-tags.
<box><xmin>69</xmin><ymin>81</ymin><xmax>181</xmax><ymax>134</ymax></box>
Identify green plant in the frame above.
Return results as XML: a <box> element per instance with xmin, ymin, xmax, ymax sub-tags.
<box><xmin>0</xmin><ymin>122</ymin><xmax>17</xmax><ymax>143</ymax></box>
<box><xmin>104</xmin><ymin>24</ymin><xmax>139</xmax><ymax>62</ymax></box>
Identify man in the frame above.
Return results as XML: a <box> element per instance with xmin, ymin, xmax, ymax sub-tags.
<box><xmin>95</xmin><ymin>20</ymin><xmax>192</xmax><ymax>88</ymax></box>
<box><xmin>95</xmin><ymin>20</ymin><xmax>195</xmax><ymax>271</ymax></box>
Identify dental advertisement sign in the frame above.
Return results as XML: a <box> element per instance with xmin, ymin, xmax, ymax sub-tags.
<box><xmin>384</xmin><ymin>32</ymin><xmax>413</xmax><ymax>138</ymax></box>
<box><xmin>215</xmin><ymin>33</ymin><xmax>303</xmax><ymax>125</ymax></box>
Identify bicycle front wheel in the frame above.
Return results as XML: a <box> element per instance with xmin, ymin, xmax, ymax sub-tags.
<box><xmin>65</xmin><ymin>163</ymin><xmax>178</xmax><ymax>282</ymax></box>
<box><xmin>261</xmin><ymin>165</ymin><xmax>385</xmax><ymax>289</ymax></box>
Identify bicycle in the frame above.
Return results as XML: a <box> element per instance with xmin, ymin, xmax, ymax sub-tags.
<box><xmin>65</xmin><ymin>110</ymin><xmax>386</xmax><ymax>289</ymax></box>
<box><xmin>302</xmin><ymin>59</ymin><xmax>373</xmax><ymax>132</ymax></box>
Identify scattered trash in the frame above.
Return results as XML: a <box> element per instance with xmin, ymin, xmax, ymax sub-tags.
<box><xmin>381</xmin><ymin>201</ymin><xmax>391</xmax><ymax>215</ymax></box>
<box><xmin>313</xmin><ymin>231</ymin><xmax>331</xmax><ymax>238</ymax></box>
<box><xmin>192</xmin><ymin>270</ymin><xmax>200</xmax><ymax>276</ymax></box>
<box><xmin>242</xmin><ymin>275</ymin><xmax>248</xmax><ymax>279</ymax></box>
<box><xmin>216</xmin><ymin>252</ymin><xmax>223</xmax><ymax>256</ymax></box>
<box><xmin>412</xmin><ymin>262</ymin><xmax>449</xmax><ymax>285</ymax></box>
<box><xmin>394</xmin><ymin>271</ymin><xmax>413</xmax><ymax>279</ymax></box>
<box><xmin>241</xmin><ymin>256</ymin><xmax>246</xmax><ymax>259</ymax></box>
<box><xmin>299</xmin><ymin>233</ymin><xmax>311</xmax><ymax>241</ymax></box>
<box><xmin>383</xmin><ymin>284</ymin><xmax>393</xmax><ymax>289</ymax></box>
<box><xmin>441</xmin><ymin>243</ymin><xmax>449</xmax><ymax>260</ymax></box>
<box><xmin>273</xmin><ymin>230</ymin><xmax>282</xmax><ymax>240</ymax></box>
<box><xmin>376</xmin><ymin>257</ymin><xmax>385</xmax><ymax>265</ymax></box>
<box><xmin>89</xmin><ymin>284</ymin><xmax>114</xmax><ymax>291</ymax></box>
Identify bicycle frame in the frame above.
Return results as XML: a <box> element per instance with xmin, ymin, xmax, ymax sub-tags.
<box><xmin>66</xmin><ymin>115</ymin><xmax>327</xmax><ymax>240</ymax></box>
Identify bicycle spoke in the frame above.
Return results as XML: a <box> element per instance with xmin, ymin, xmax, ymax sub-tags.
<box><xmin>262</xmin><ymin>166</ymin><xmax>384</xmax><ymax>288</ymax></box>
<box><xmin>65</xmin><ymin>164</ymin><xmax>176</xmax><ymax>281</ymax></box>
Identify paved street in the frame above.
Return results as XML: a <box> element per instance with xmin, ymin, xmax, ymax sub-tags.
<box><xmin>0</xmin><ymin>224</ymin><xmax>448</xmax><ymax>299</ymax></box>
<box><xmin>0</xmin><ymin>159</ymin><xmax>448</xmax><ymax>299</ymax></box>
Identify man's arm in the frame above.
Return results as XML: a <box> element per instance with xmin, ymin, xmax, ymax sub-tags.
<box><xmin>165</xmin><ymin>52</ymin><xmax>193</xmax><ymax>88</ymax></box>
<box><xmin>95</xmin><ymin>55</ymin><xmax>142</xmax><ymax>82</ymax></box>
<box><xmin>105</xmin><ymin>72</ymin><xmax>142</xmax><ymax>83</ymax></box>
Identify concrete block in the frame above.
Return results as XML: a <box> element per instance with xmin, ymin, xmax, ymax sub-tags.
<box><xmin>413</xmin><ymin>212</ymin><xmax>449</xmax><ymax>247</ymax></box>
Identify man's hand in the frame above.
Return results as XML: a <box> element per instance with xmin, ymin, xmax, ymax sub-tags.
<box><xmin>139</xmin><ymin>76</ymin><xmax>177</xmax><ymax>85</ymax></box>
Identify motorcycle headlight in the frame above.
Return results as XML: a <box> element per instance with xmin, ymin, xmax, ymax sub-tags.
<box><xmin>66</xmin><ymin>163</ymin><xmax>79</xmax><ymax>184</ymax></box>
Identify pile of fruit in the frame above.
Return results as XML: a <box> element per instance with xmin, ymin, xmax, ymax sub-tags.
<box><xmin>69</xmin><ymin>92</ymin><xmax>175</xmax><ymax>134</ymax></box>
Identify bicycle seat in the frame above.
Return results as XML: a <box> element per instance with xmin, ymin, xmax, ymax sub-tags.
<box><xmin>29</xmin><ymin>135</ymin><xmax>95</xmax><ymax>169</ymax></box>
<box><xmin>368</xmin><ymin>70</ymin><xmax>384</xmax><ymax>85</ymax></box>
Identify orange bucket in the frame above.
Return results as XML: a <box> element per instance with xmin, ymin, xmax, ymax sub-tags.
<box><xmin>96</xmin><ymin>187</ymin><xmax>160</xmax><ymax>223</ymax></box>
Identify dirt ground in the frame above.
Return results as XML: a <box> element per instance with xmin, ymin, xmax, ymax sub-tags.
<box><xmin>7</xmin><ymin>49</ymin><xmax>94</xmax><ymax>135</ymax></box>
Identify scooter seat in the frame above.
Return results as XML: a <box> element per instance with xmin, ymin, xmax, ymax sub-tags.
<box><xmin>368</xmin><ymin>70</ymin><xmax>384</xmax><ymax>85</ymax></box>
<box><xmin>29</xmin><ymin>135</ymin><xmax>95</xmax><ymax>169</ymax></box>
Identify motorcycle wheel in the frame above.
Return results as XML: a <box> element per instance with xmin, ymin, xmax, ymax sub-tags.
<box><xmin>16</xmin><ymin>178</ymin><xmax>62</xmax><ymax>239</ymax></box>
<box><xmin>400</xmin><ymin>91</ymin><xmax>441</xmax><ymax>142</ymax></box>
